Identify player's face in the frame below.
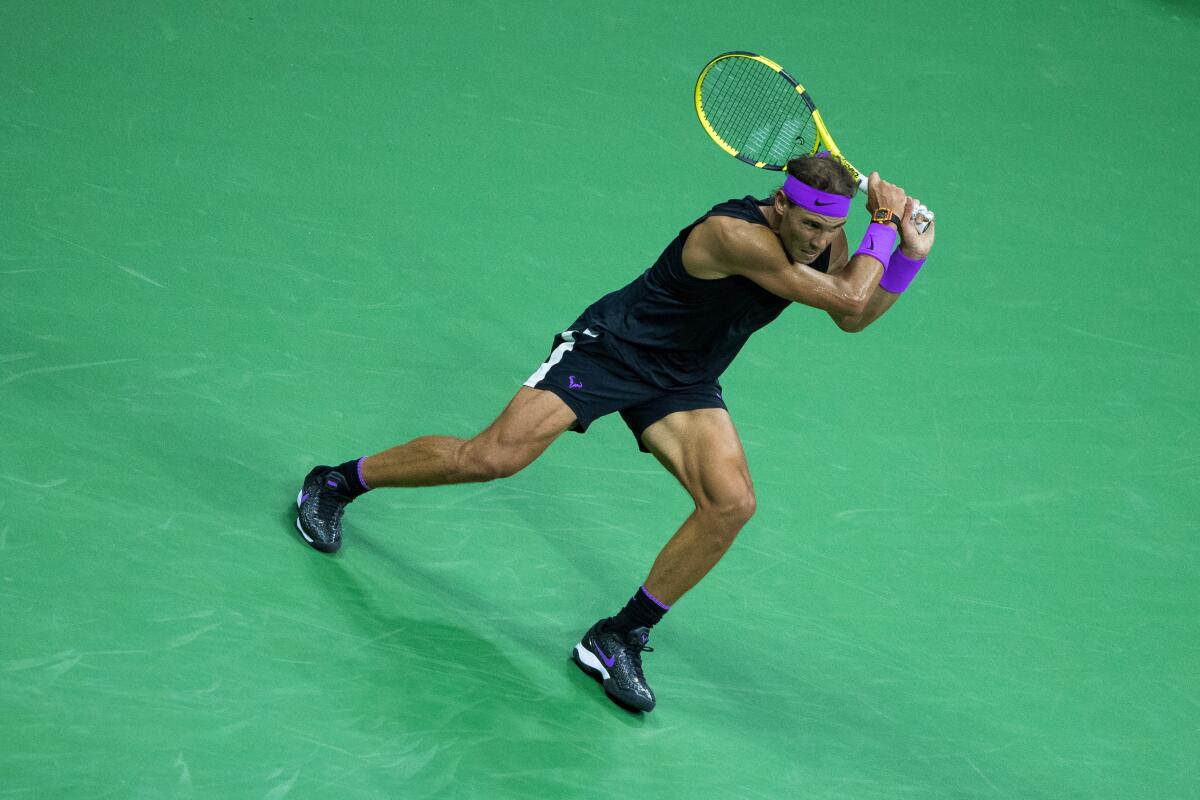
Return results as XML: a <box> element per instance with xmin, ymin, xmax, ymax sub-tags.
<box><xmin>780</xmin><ymin>205</ymin><xmax>846</xmax><ymax>265</ymax></box>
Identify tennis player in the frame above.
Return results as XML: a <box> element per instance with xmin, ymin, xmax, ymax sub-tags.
<box><xmin>295</xmin><ymin>153</ymin><xmax>936</xmax><ymax>712</ymax></box>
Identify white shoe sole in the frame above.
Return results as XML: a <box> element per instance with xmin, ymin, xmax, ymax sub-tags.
<box><xmin>295</xmin><ymin>490</ymin><xmax>314</xmax><ymax>543</ymax></box>
<box><xmin>573</xmin><ymin>642</ymin><xmax>611</xmax><ymax>681</ymax></box>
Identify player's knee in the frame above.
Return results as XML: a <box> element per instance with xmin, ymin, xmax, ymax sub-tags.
<box><xmin>697</xmin><ymin>487</ymin><xmax>757</xmax><ymax>532</ymax></box>
<box><xmin>460</xmin><ymin>439</ymin><xmax>529</xmax><ymax>482</ymax></box>
<box><xmin>481</xmin><ymin>455</ymin><xmax>525</xmax><ymax>481</ymax></box>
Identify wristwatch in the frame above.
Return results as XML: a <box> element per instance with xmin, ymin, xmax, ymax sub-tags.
<box><xmin>871</xmin><ymin>208</ymin><xmax>902</xmax><ymax>228</ymax></box>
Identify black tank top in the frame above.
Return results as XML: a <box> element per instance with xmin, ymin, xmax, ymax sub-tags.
<box><xmin>568</xmin><ymin>195</ymin><xmax>831</xmax><ymax>389</ymax></box>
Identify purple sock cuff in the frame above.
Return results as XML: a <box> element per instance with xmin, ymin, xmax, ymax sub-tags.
<box><xmin>640</xmin><ymin>585</ymin><xmax>672</xmax><ymax>611</ymax></box>
<box><xmin>879</xmin><ymin>246</ymin><xmax>926</xmax><ymax>294</ymax></box>
<box><xmin>853</xmin><ymin>223</ymin><xmax>898</xmax><ymax>268</ymax></box>
<box><xmin>356</xmin><ymin>457</ymin><xmax>370</xmax><ymax>491</ymax></box>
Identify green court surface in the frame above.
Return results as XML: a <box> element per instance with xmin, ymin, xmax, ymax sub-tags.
<box><xmin>3</xmin><ymin>2</ymin><xmax>1198</xmax><ymax>798</ymax></box>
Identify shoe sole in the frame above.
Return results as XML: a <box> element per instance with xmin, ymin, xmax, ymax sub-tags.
<box><xmin>572</xmin><ymin>643</ymin><xmax>652</xmax><ymax>713</ymax></box>
<box><xmin>572</xmin><ymin>643</ymin><xmax>611</xmax><ymax>681</ymax></box>
<box><xmin>295</xmin><ymin>490</ymin><xmax>340</xmax><ymax>554</ymax></box>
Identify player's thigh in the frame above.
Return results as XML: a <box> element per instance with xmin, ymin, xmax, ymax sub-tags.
<box><xmin>640</xmin><ymin>408</ymin><xmax>755</xmax><ymax>515</ymax></box>
<box><xmin>463</xmin><ymin>386</ymin><xmax>577</xmax><ymax>475</ymax></box>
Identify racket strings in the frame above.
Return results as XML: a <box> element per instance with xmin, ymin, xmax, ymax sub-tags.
<box><xmin>701</xmin><ymin>58</ymin><xmax>817</xmax><ymax>167</ymax></box>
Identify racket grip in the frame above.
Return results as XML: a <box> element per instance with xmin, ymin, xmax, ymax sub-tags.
<box><xmin>860</xmin><ymin>170</ymin><xmax>932</xmax><ymax>232</ymax></box>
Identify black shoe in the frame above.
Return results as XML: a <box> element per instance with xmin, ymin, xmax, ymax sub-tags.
<box><xmin>295</xmin><ymin>466</ymin><xmax>352</xmax><ymax>553</ymax></box>
<box><xmin>571</xmin><ymin>620</ymin><xmax>656</xmax><ymax>712</ymax></box>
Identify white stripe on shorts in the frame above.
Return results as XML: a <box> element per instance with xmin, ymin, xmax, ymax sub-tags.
<box><xmin>523</xmin><ymin>329</ymin><xmax>596</xmax><ymax>388</ymax></box>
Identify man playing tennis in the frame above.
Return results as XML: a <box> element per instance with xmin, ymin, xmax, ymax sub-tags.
<box><xmin>294</xmin><ymin>153</ymin><xmax>936</xmax><ymax>712</ymax></box>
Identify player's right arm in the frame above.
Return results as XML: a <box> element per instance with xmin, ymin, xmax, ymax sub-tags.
<box><xmin>684</xmin><ymin>216</ymin><xmax>882</xmax><ymax>318</ymax></box>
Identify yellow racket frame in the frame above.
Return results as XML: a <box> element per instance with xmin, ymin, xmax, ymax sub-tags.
<box><xmin>694</xmin><ymin>51</ymin><xmax>867</xmax><ymax>190</ymax></box>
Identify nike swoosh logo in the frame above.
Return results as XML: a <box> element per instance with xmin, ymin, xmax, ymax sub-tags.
<box><xmin>813</xmin><ymin>199</ymin><xmax>836</xmax><ymax>206</ymax></box>
<box><xmin>594</xmin><ymin>641</ymin><xmax>615</xmax><ymax>668</ymax></box>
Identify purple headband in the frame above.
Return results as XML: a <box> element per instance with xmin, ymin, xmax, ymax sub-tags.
<box><xmin>782</xmin><ymin>174</ymin><xmax>850</xmax><ymax>218</ymax></box>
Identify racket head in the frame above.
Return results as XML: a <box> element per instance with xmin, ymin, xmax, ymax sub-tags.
<box><xmin>694</xmin><ymin>51</ymin><xmax>822</xmax><ymax>171</ymax></box>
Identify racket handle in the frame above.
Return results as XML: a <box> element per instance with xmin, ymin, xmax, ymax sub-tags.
<box><xmin>859</xmin><ymin>171</ymin><xmax>932</xmax><ymax>233</ymax></box>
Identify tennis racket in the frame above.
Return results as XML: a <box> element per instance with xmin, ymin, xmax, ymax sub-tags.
<box><xmin>694</xmin><ymin>51</ymin><xmax>932</xmax><ymax>231</ymax></box>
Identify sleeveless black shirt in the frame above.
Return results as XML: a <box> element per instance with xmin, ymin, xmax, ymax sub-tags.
<box><xmin>567</xmin><ymin>195</ymin><xmax>831</xmax><ymax>389</ymax></box>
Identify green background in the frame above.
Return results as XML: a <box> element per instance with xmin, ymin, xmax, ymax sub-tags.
<box><xmin>2</xmin><ymin>1</ymin><xmax>1197</xmax><ymax>797</ymax></box>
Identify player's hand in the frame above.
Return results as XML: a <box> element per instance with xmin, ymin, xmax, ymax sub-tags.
<box><xmin>898</xmin><ymin>196</ymin><xmax>935</xmax><ymax>259</ymax></box>
<box><xmin>865</xmin><ymin>172</ymin><xmax>906</xmax><ymax>217</ymax></box>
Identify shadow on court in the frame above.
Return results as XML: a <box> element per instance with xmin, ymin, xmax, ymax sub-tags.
<box><xmin>281</xmin><ymin>504</ymin><xmax>648</xmax><ymax>719</ymax></box>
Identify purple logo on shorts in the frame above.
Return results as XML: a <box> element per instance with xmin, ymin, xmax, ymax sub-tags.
<box><xmin>568</xmin><ymin>375</ymin><xmax>583</xmax><ymax>390</ymax></box>
<box><xmin>325</xmin><ymin>479</ymin><xmax>338</xmax><ymax>488</ymax></box>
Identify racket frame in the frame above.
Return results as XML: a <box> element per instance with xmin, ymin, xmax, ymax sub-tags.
<box><xmin>694</xmin><ymin>51</ymin><xmax>866</xmax><ymax>188</ymax></box>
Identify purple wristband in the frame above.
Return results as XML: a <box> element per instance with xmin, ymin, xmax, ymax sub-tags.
<box><xmin>880</xmin><ymin>246</ymin><xmax>926</xmax><ymax>294</ymax></box>
<box><xmin>853</xmin><ymin>223</ymin><xmax>898</xmax><ymax>268</ymax></box>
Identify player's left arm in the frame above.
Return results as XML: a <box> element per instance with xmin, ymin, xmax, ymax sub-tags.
<box><xmin>827</xmin><ymin>196</ymin><xmax>936</xmax><ymax>332</ymax></box>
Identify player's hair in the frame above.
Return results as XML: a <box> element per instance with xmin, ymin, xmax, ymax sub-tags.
<box><xmin>782</xmin><ymin>155</ymin><xmax>856</xmax><ymax>199</ymax></box>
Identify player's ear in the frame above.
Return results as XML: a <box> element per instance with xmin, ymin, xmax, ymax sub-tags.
<box><xmin>773</xmin><ymin>188</ymin><xmax>788</xmax><ymax>216</ymax></box>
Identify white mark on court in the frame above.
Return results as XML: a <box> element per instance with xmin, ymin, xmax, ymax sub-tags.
<box><xmin>964</xmin><ymin>756</ymin><xmax>1001</xmax><ymax>793</ymax></box>
<box><xmin>315</xmin><ymin>328</ymin><xmax>374</xmax><ymax>341</ymax></box>
<box><xmin>1060</xmin><ymin>324</ymin><xmax>1182</xmax><ymax>357</ymax></box>
<box><xmin>0</xmin><ymin>475</ymin><xmax>67</xmax><ymax>489</ymax></box>
<box><xmin>501</xmin><ymin>115</ymin><xmax>566</xmax><ymax>131</ymax></box>
<box><xmin>217</xmin><ymin>718</ymin><xmax>257</xmax><ymax>736</ymax></box>
<box><xmin>152</xmin><ymin>609</ymin><xmax>215</xmax><ymax>623</ymax></box>
<box><xmin>3</xmin><ymin>650</ymin><xmax>80</xmax><ymax>674</ymax></box>
<box><xmin>264</xmin><ymin>770</ymin><xmax>300</xmax><ymax>800</ymax></box>
<box><xmin>47</xmin><ymin>653</ymin><xmax>82</xmax><ymax>677</ymax></box>
<box><xmin>0</xmin><ymin>352</ymin><xmax>35</xmax><ymax>364</ymax></box>
<box><xmin>174</xmin><ymin>752</ymin><xmax>192</xmax><ymax>786</ymax></box>
<box><xmin>14</xmin><ymin>219</ymin><xmax>165</xmax><ymax>287</ymax></box>
<box><xmin>0</xmin><ymin>359</ymin><xmax>138</xmax><ymax>388</ymax></box>
<box><xmin>10</xmin><ymin>118</ymin><xmax>78</xmax><ymax>139</ymax></box>
<box><xmin>118</xmin><ymin>264</ymin><xmax>166</xmax><ymax>288</ymax></box>
<box><xmin>832</xmin><ymin>507</ymin><xmax>896</xmax><ymax>519</ymax></box>
<box><xmin>167</xmin><ymin>623</ymin><xmax>222</xmax><ymax>649</ymax></box>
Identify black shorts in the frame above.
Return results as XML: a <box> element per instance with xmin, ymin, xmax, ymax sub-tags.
<box><xmin>523</xmin><ymin>328</ymin><xmax>726</xmax><ymax>453</ymax></box>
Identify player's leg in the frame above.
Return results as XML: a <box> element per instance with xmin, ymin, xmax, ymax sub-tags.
<box><xmin>296</xmin><ymin>387</ymin><xmax>576</xmax><ymax>552</ymax></box>
<box><xmin>638</xmin><ymin>407</ymin><xmax>756</xmax><ymax>605</ymax></box>
<box><xmin>361</xmin><ymin>386</ymin><xmax>577</xmax><ymax>487</ymax></box>
<box><xmin>571</xmin><ymin>406</ymin><xmax>754</xmax><ymax>713</ymax></box>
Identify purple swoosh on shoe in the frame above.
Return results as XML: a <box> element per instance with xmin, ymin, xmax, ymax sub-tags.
<box><xmin>594</xmin><ymin>640</ymin><xmax>615</xmax><ymax>668</ymax></box>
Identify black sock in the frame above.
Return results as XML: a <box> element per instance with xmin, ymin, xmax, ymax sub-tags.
<box><xmin>606</xmin><ymin>585</ymin><xmax>672</xmax><ymax>634</ymax></box>
<box><xmin>333</xmin><ymin>457</ymin><xmax>371</xmax><ymax>499</ymax></box>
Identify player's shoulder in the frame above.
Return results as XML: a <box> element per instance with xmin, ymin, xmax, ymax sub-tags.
<box><xmin>685</xmin><ymin>207</ymin><xmax>782</xmax><ymax>279</ymax></box>
<box><xmin>696</xmin><ymin>206</ymin><xmax>777</xmax><ymax>254</ymax></box>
